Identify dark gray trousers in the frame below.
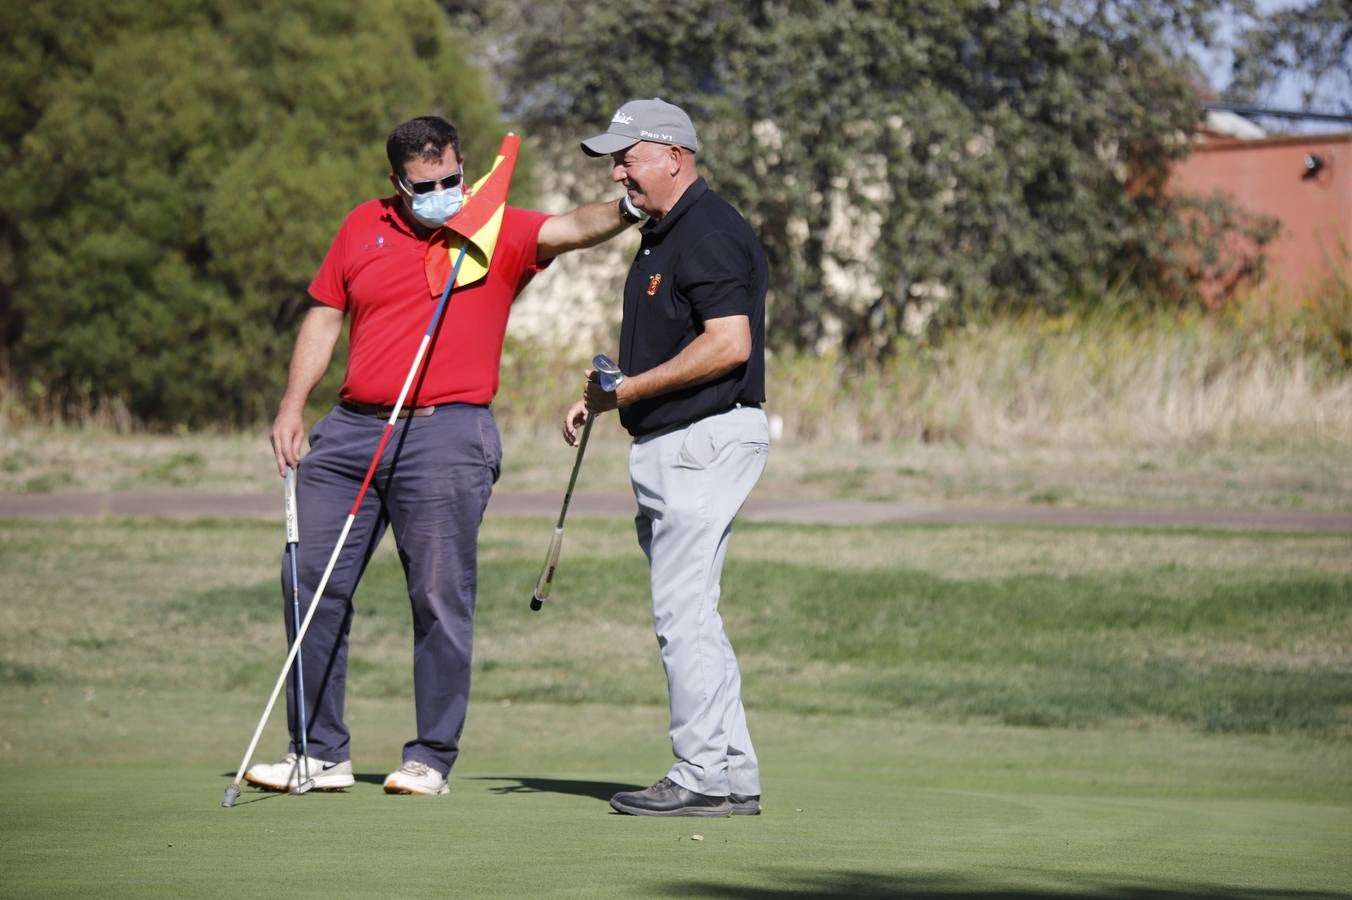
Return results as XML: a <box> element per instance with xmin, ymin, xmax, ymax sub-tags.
<box><xmin>282</xmin><ymin>403</ymin><xmax>501</xmax><ymax>776</ymax></box>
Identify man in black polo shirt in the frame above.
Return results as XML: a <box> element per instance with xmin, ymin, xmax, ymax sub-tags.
<box><xmin>562</xmin><ymin>98</ymin><xmax>769</xmax><ymax>817</ymax></box>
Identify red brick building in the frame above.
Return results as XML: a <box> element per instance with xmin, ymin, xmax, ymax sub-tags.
<box><xmin>1169</xmin><ymin>129</ymin><xmax>1352</xmax><ymax>304</ymax></box>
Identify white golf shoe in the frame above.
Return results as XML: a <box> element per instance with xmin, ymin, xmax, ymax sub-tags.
<box><xmin>382</xmin><ymin>759</ymin><xmax>449</xmax><ymax>796</ymax></box>
<box><xmin>244</xmin><ymin>753</ymin><xmax>354</xmax><ymax>792</ymax></box>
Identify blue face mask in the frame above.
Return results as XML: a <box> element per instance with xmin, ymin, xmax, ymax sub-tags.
<box><xmin>408</xmin><ymin>184</ymin><xmax>464</xmax><ymax>228</ymax></box>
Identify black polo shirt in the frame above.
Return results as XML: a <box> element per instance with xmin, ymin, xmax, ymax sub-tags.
<box><xmin>618</xmin><ymin>177</ymin><xmax>767</xmax><ymax>437</ymax></box>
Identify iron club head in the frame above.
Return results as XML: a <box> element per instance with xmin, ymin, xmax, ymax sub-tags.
<box><xmin>593</xmin><ymin>353</ymin><xmax>623</xmax><ymax>393</ymax></box>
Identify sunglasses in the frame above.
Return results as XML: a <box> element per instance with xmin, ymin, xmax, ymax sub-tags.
<box><xmin>401</xmin><ymin>170</ymin><xmax>463</xmax><ymax>194</ymax></box>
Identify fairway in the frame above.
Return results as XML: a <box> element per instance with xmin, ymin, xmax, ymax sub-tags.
<box><xmin>1</xmin><ymin>516</ymin><xmax>1349</xmax><ymax>897</ymax></box>
<box><xmin>9</xmin><ymin>1</ymin><xmax>1352</xmax><ymax>895</ymax></box>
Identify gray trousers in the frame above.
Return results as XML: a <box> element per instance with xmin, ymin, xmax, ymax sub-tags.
<box><xmin>282</xmin><ymin>403</ymin><xmax>501</xmax><ymax>776</ymax></box>
<box><xmin>629</xmin><ymin>404</ymin><xmax>769</xmax><ymax>798</ymax></box>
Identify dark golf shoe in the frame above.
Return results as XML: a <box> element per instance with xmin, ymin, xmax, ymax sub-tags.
<box><xmin>729</xmin><ymin>793</ymin><xmax>761</xmax><ymax>815</ymax></box>
<box><xmin>610</xmin><ymin>778</ymin><xmax>732</xmax><ymax>817</ymax></box>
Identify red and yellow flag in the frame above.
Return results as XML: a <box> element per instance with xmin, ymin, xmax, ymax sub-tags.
<box><xmin>424</xmin><ymin>132</ymin><xmax>520</xmax><ymax>295</ymax></box>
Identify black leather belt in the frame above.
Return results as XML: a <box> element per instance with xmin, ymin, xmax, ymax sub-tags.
<box><xmin>340</xmin><ymin>400</ymin><xmax>437</xmax><ymax>419</ymax></box>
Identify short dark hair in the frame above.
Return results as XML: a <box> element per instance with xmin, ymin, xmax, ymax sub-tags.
<box><xmin>386</xmin><ymin>116</ymin><xmax>460</xmax><ymax>178</ymax></box>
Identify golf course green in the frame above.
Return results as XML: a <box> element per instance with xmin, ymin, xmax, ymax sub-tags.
<box><xmin>1</xmin><ymin>516</ymin><xmax>1348</xmax><ymax>897</ymax></box>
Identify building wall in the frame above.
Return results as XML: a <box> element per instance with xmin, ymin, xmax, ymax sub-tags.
<box><xmin>1169</xmin><ymin>133</ymin><xmax>1352</xmax><ymax>303</ymax></box>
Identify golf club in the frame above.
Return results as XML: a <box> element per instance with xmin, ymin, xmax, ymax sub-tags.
<box><xmin>284</xmin><ymin>466</ymin><xmax>314</xmax><ymax>795</ymax></box>
<box><xmin>530</xmin><ymin>413</ymin><xmax>592</xmax><ymax>612</ymax></box>
<box><xmin>529</xmin><ymin>354</ymin><xmax>620</xmax><ymax>612</ymax></box>
<box><xmin>221</xmin><ymin>243</ymin><xmax>469</xmax><ymax>808</ymax></box>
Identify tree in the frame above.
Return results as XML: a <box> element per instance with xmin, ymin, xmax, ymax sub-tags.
<box><xmin>1230</xmin><ymin>0</ymin><xmax>1352</xmax><ymax>115</ymax></box>
<box><xmin>1</xmin><ymin>0</ymin><xmax>513</xmax><ymax>426</ymax></box>
<box><xmin>449</xmin><ymin>0</ymin><xmax>1254</xmax><ymax>359</ymax></box>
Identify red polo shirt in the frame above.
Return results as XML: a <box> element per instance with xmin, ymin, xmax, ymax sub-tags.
<box><xmin>308</xmin><ymin>197</ymin><xmax>552</xmax><ymax>406</ymax></box>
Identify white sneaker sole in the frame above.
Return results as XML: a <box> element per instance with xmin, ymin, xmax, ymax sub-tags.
<box><xmin>382</xmin><ymin>780</ymin><xmax>449</xmax><ymax>796</ymax></box>
<box><xmin>245</xmin><ymin>772</ymin><xmax>354</xmax><ymax>792</ymax></box>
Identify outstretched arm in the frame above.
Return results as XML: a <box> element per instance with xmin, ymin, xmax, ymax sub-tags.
<box><xmin>536</xmin><ymin>199</ymin><xmax>633</xmax><ymax>262</ymax></box>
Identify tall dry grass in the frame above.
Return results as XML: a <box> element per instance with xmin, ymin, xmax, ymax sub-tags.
<box><xmin>5</xmin><ymin>285</ymin><xmax>1350</xmax><ymax>451</ymax></box>
<box><xmin>748</xmin><ymin>278</ymin><xmax>1349</xmax><ymax>449</ymax></box>
<box><xmin>0</xmin><ymin>358</ymin><xmax>136</xmax><ymax>432</ymax></box>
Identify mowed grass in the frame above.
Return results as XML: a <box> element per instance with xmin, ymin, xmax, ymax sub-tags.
<box><xmin>4</xmin><ymin>518</ymin><xmax>1347</xmax><ymax>736</ymax></box>
<box><xmin>5</xmin><ymin>422</ymin><xmax>1352</xmax><ymax>514</ymax></box>
<box><xmin>3</xmin><ymin>699</ymin><xmax>1350</xmax><ymax>898</ymax></box>
<box><xmin>1</xmin><ymin>516</ymin><xmax>1350</xmax><ymax>896</ymax></box>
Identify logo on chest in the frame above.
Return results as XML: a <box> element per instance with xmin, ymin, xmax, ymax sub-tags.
<box><xmin>646</xmin><ymin>273</ymin><xmax>662</xmax><ymax>296</ymax></box>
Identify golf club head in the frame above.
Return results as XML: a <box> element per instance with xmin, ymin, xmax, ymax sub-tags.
<box><xmin>292</xmin><ymin>779</ymin><xmax>316</xmax><ymax>795</ymax></box>
<box><xmin>222</xmin><ymin>784</ymin><xmax>240</xmax><ymax>808</ymax></box>
<box><xmin>593</xmin><ymin>353</ymin><xmax>623</xmax><ymax>393</ymax></box>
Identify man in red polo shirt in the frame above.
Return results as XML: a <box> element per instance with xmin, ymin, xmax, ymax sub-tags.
<box><xmin>245</xmin><ymin>116</ymin><xmax>638</xmax><ymax>797</ymax></box>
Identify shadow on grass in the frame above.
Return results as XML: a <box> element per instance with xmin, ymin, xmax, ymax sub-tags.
<box><xmin>660</xmin><ymin>870</ymin><xmax>1351</xmax><ymax>899</ymax></box>
<box><xmin>468</xmin><ymin>776</ymin><xmax>643</xmax><ymax>801</ymax></box>
<box><xmin>225</xmin><ymin>791</ymin><xmax>290</xmax><ymax>807</ymax></box>
<box><xmin>212</xmin><ymin>780</ymin><xmax>290</xmax><ymax>807</ymax></box>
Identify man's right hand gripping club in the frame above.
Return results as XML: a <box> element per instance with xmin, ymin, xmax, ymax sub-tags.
<box><xmin>563</xmin><ymin>356</ymin><xmax>625</xmax><ymax>446</ymax></box>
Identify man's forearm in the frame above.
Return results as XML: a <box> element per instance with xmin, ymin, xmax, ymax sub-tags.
<box><xmin>616</xmin><ymin>319</ymin><xmax>750</xmax><ymax>408</ymax></box>
<box><xmin>537</xmin><ymin>200</ymin><xmax>632</xmax><ymax>261</ymax></box>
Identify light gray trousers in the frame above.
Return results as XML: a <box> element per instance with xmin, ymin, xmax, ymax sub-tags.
<box><xmin>629</xmin><ymin>404</ymin><xmax>769</xmax><ymax>798</ymax></box>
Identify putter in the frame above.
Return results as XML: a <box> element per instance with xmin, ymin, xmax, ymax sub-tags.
<box><xmin>221</xmin><ymin>243</ymin><xmax>470</xmax><ymax>809</ymax></box>
<box><xmin>284</xmin><ymin>466</ymin><xmax>314</xmax><ymax>795</ymax></box>
<box><xmin>529</xmin><ymin>354</ymin><xmax>620</xmax><ymax>612</ymax></box>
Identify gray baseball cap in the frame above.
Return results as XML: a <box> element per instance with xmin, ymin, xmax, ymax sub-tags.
<box><xmin>580</xmin><ymin>98</ymin><xmax>699</xmax><ymax>157</ymax></box>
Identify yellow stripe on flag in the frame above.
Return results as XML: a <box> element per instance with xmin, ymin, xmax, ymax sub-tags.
<box><xmin>424</xmin><ymin>133</ymin><xmax>520</xmax><ymax>295</ymax></box>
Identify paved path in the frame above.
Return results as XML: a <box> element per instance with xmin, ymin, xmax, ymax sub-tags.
<box><xmin>2</xmin><ymin>490</ymin><xmax>1350</xmax><ymax>532</ymax></box>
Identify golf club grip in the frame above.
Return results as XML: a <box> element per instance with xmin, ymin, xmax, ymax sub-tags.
<box><xmin>284</xmin><ymin>465</ymin><xmax>299</xmax><ymax>544</ymax></box>
<box><xmin>530</xmin><ymin>527</ymin><xmax>564</xmax><ymax>611</ymax></box>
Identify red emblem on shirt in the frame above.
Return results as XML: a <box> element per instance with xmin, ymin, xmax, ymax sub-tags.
<box><xmin>646</xmin><ymin>274</ymin><xmax>662</xmax><ymax>296</ymax></box>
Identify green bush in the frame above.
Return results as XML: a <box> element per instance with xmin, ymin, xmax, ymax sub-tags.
<box><xmin>1</xmin><ymin>0</ymin><xmax>516</xmax><ymax>427</ymax></box>
<box><xmin>460</xmin><ymin>0</ymin><xmax>1269</xmax><ymax>358</ymax></box>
